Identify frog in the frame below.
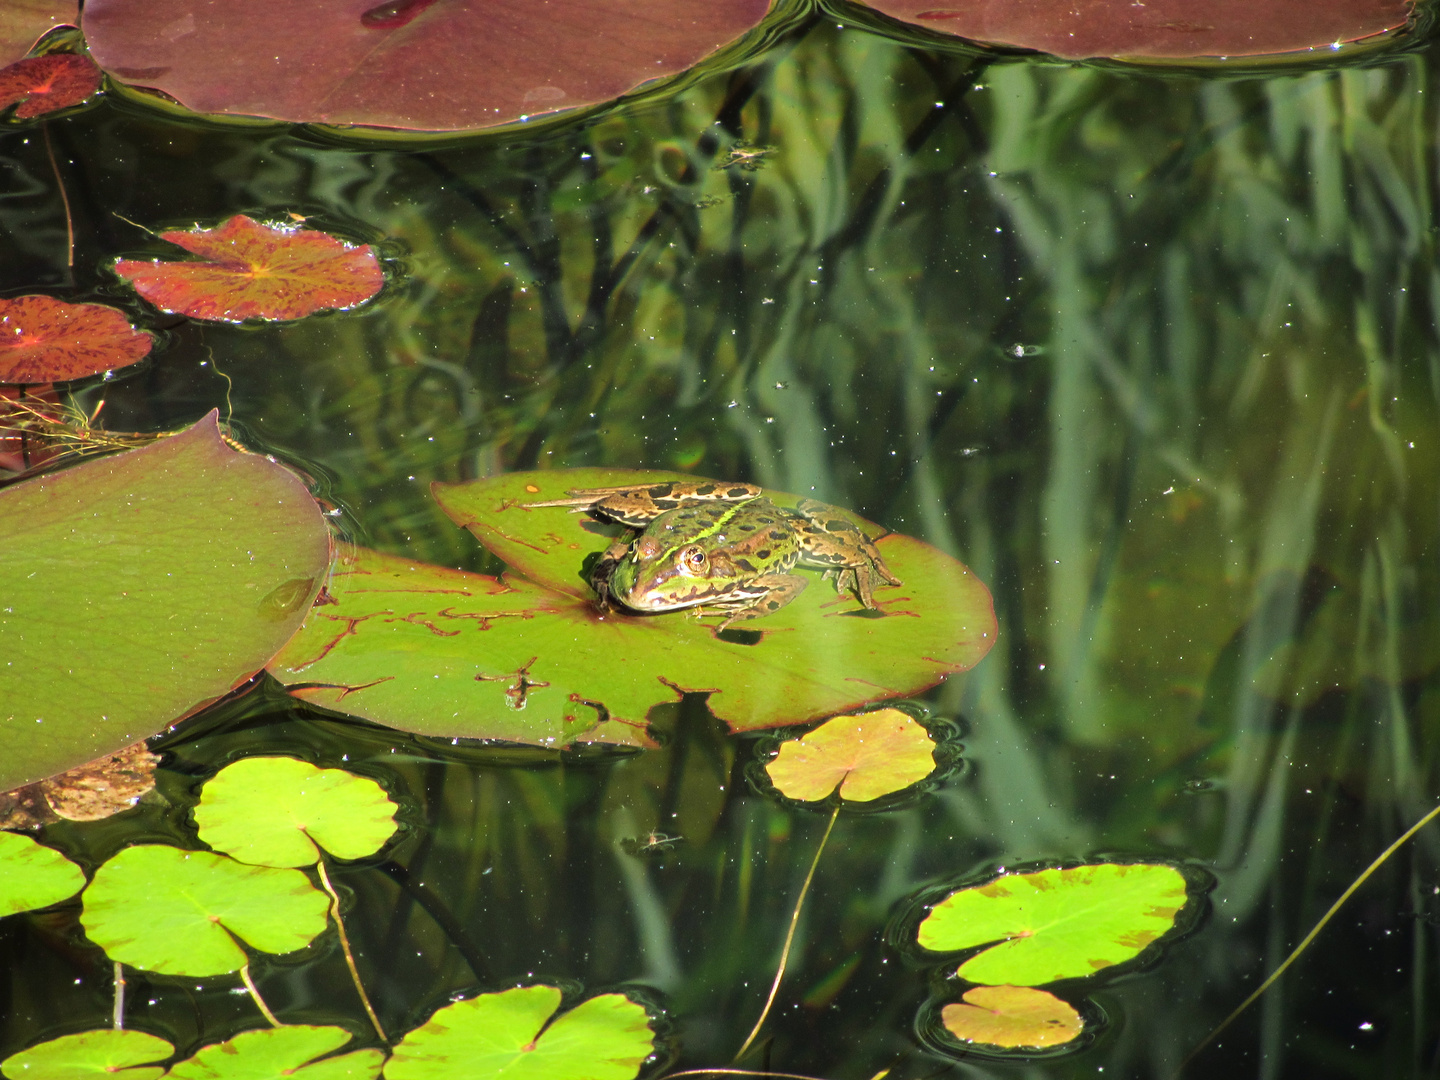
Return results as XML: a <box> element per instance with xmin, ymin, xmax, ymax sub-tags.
<box><xmin>524</xmin><ymin>480</ymin><xmax>901</xmax><ymax>629</ymax></box>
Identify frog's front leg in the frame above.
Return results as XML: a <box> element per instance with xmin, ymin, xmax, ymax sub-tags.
<box><xmin>709</xmin><ymin>573</ymin><xmax>808</xmax><ymax>631</ymax></box>
<box><xmin>525</xmin><ymin>481</ymin><xmax>763</xmax><ymax>528</ymax></box>
<box><xmin>589</xmin><ymin>538</ymin><xmax>635</xmax><ymax>611</ymax></box>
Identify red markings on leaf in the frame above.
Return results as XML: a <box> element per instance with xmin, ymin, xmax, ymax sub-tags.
<box><xmin>0</xmin><ymin>54</ymin><xmax>101</xmax><ymax>118</ymax></box>
<box><xmin>113</xmin><ymin>215</ymin><xmax>384</xmax><ymax>323</ymax></box>
<box><xmin>0</xmin><ymin>295</ymin><xmax>151</xmax><ymax>385</ymax></box>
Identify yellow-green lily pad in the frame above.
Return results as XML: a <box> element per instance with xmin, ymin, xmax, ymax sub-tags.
<box><xmin>917</xmin><ymin>863</ymin><xmax>1191</xmax><ymax>985</ymax></box>
<box><xmin>0</xmin><ymin>1029</ymin><xmax>173</xmax><ymax>1080</ymax></box>
<box><xmin>166</xmin><ymin>1025</ymin><xmax>382</xmax><ymax>1080</ymax></box>
<box><xmin>764</xmin><ymin>708</ymin><xmax>938</xmax><ymax>802</ymax></box>
<box><xmin>385</xmin><ymin>985</ymin><xmax>655</xmax><ymax>1080</ymax></box>
<box><xmin>0</xmin><ymin>411</ymin><xmax>329</xmax><ymax>791</ymax></box>
<box><xmin>938</xmin><ymin>985</ymin><xmax>1084</xmax><ymax>1050</ymax></box>
<box><xmin>268</xmin><ymin>469</ymin><xmax>995</xmax><ymax>745</ymax></box>
<box><xmin>0</xmin><ymin>830</ymin><xmax>85</xmax><ymax>914</ymax></box>
<box><xmin>80</xmin><ymin>844</ymin><xmax>330</xmax><ymax>976</ymax></box>
<box><xmin>194</xmin><ymin>756</ymin><xmax>397</xmax><ymax>868</ymax></box>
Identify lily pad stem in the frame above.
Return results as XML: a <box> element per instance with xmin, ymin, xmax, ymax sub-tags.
<box><xmin>1178</xmin><ymin>800</ymin><xmax>1440</xmax><ymax>1075</ymax></box>
<box><xmin>111</xmin><ymin>962</ymin><xmax>125</xmax><ymax>1029</ymax></box>
<box><xmin>41</xmin><ymin>123</ymin><xmax>74</xmax><ymax>270</ymax></box>
<box><xmin>668</xmin><ymin>1070</ymin><xmax>829</xmax><ymax>1080</ymax></box>
<box><xmin>317</xmin><ymin>856</ymin><xmax>387</xmax><ymax>1042</ymax></box>
<box><xmin>734</xmin><ymin>803</ymin><xmax>840</xmax><ymax>1061</ymax></box>
<box><xmin>239</xmin><ymin>963</ymin><xmax>281</xmax><ymax>1027</ymax></box>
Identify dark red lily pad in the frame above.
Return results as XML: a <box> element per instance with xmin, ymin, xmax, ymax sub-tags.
<box><xmin>0</xmin><ymin>53</ymin><xmax>100</xmax><ymax>118</ymax></box>
<box><xmin>113</xmin><ymin>215</ymin><xmax>384</xmax><ymax>323</ymax></box>
<box><xmin>0</xmin><ymin>296</ymin><xmax>151</xmax><ymax>385</ymax></box>
<box><xmin>81</xmin><ymin>0</ymin><xmax>773</xmax><ymax>132</ymax></box>
<box><xmin>0</xmin><ymin>1</ymin><xmax>77</xmax><ymax>68</ymax></box>
<box><xmin>855</xmin><ymin>0</ymin><xmax>1412</xmax><ymax>60</ymax></box>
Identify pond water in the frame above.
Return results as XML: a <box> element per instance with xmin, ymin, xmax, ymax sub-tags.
<box><xmin>3</xmin><ymin>9</ymin><xmax>1440</xmax><ymax>1080</ymax></box>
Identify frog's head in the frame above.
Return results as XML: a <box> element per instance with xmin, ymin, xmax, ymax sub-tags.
<box><xmin>610</xmin><ymin>536</ymin><xmax>737</xmax><ymax>613</ymax></box>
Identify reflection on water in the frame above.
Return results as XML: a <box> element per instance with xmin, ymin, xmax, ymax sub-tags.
<box><xmin>4</xmin><ymin>13</ymin><xmax>1440</xmax><ymax>1078</ymax></box>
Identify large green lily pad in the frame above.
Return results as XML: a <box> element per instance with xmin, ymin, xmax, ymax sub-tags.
<box><xmin>166</xmin><ymin>1025</ymin><xmax>382</xmax><ymax>1080</ymax></box>
<box><xmin>0</xmin><ymin>1029</ymin><xmax>173</xmax><ymax>1080</ymax></box>
<box><xmin>194</xmin><ymin>756</ymin><xmax>397</xmax><ymax>868</ymax></box>
<box><xmin>268</xmin><ymin>470</ymin><xmax>994</xmax><ymax>745</ymax></box>
<box><xmin>0</xmin><ymin>412</ymin><xmax>329</xmax><ymax>791</ymax></box>
<box><xmin>80</xmin><ymin>844</ymin><xmax>330</xmax><ymax>976</ymax></box>
<box><xmin>916</xmin><ymin>863</ymin><xmax>1191</xmax><ymax>986</ymax></box>
<box><xmin>0</xmin><ymin>830</ymin><xmax>85</xmax><ymax>914</ymax></box>
<box><xmin>385</xmin><ymin>985</ymin><xmax>654</xmax><ymax>1080</ymax></box>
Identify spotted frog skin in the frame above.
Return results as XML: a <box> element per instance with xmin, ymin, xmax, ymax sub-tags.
<box><xmin>525</xmin><ymin>481</ymin><xmax>901</xmax><ymax>628</ymax></box>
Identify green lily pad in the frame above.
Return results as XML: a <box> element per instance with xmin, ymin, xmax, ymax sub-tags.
<box><xmin>764</xmin><ymin>708</ymin><xmax>938</xmax><ymax>802</ymax></box>
<box><xmin>0</xmin><ymin>1029</ymin><xmax>173</xmax><ymax>1080</ymax></box>
<box><xmin>916</xmin><ymin>863</ymin><xmax>1190</xmax><ymax>986</ymax></box>
<box><xmin>385</xmin><ymin>985</ymin><xmax>654</xmax><ymax>1080</ymax></box>
<box><xmin>194</xmin><ymin>756</ymin><xmax>397</xmax><ymax>868</ymax></box>
<box><xmin>0</xmin><ymin>830</ymin><xmax>85</xmax><ymax>914</ymax></box>
<box><xmin>80</xmin><ymin>844</ymin><xmax>330</xmax><ymax>976</ymax></box>
<box><xmin>166</xmin><ymin>1025</ymin><xmax>382</xmax><ymax>1080</ymax></box>
<box><xmin>938</xmin><ymin>985</ymin><xmax>1084</xmax><ymax>1050</ymax></box>
<box><xmin>0</xmin><ymin>411</ymin><xmax>330</xmax><ymax>791</ymax></box>
<box><xmin>268</xmin><ymin>470</ymin><xmax>994</xmax><ymax>745</ymax></box>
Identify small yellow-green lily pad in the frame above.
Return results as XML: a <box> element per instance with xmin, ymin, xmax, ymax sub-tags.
<box><xmin>0</xmin><ymin>1028</ymin><xmax>173</xmax><ymax>1079</ymax></box>
<box><xmin>0</xmin><ymin>830</ymin><xmax>86</xmax><ymax>915</ymax></box>
<box><xmin>194</xmin><ymin>756</ymin><xmax>398</xmax><ymax>868</ymax></box>
<box><xmin>917</xmin><ymin>863</ymin><xmax>1190</xmax><ymax>985</ymax></box>
<box><xmin>166</xmin><ymin>1025</ymin><xmax>382</xmax><ymax>1079</ymax></box>
<box><xmin>80</xmin><ymin>845</ymin><xmax>330</xmax><ymax>977</ymax></box>
<box><xmin>940</xmin><ymin>985</ymin><xmax>1084</xmax><ymax>1049</ymax></box>
<box><xmin>385</xmin><ymin>984</ymin><xmax>655</xmax><ymax>1080</ymax></box>
<box><xmin>765</xmin><ymin>709</ymin><xmax>937</xmax><ymax>802</ymax></box>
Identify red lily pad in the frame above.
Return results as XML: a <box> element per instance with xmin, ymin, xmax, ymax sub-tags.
<box><xmin>0</xmin><ymin>53</ymin><xmax>100</xmax><ymax>118</ymax></box>
<box><xmin>81</xmin><ymin>0</ymin><xmax>773</xmax><ymax>132</ymax></box>
<box><xmin>855</xmin><ymin>0</ymin><xmax>1412</xmax><ymax>61</ymax></box>
<box><xmin>113</xmin><ymin>215</ymin><xmax>384</xmax><ymax>323</ymax></box>
<box><xmin>0</xmin><ymin>295</ymin><xmax>151</xmax><ymax>385</ymax></box>
<box><xmin>0</xmin><ymin>1</ymin><xmax>77</xmax><ymax>68</ymax></box>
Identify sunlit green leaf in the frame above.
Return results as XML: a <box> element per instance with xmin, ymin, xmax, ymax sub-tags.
<box><xmin>939</xmin><ymin>985</ymin><xmax>1084</xmax><ymax>1049</ymax></box>
<box><xmin>166</xmin><ymin>1025</ymin><xmax>382</xmax><ymax>1080</ymax></box>
<box><xmin>269</xmin><ymin>469</ymin><xmax>994</xmax><ymax>745</ymax></box>
<box><xmin>0</xmin><ymin>831</ymin><xmax>85</xmax><ymax>914</ymax></box>
<box><xmin>916</xmin><ymin>863</ymin><xmax>1190</xmax><ymax>985</ymax></box>
<box><xmin>385</xmin><ymin>985</ymin><xmax>654</xmax><ymax>1080</ymax></box>
<box><xmin>0</xmin><ymin>412</ymin><xmax>330</xmax><ymax>791</ymax></box>
<box><xmin>194</xmin><ymin>756</ymin><xmax>397</xmax><ymax>868</ymax></box>
<box><xmin>80</xmin><ymin>844</ymin><xmax>330</xmax><ymax>976</ymax></box>
<box><xmin>0</xmin><ymin>1028</ymin><xmax>173</xmax><ymax>1079</ymax></box>
<box><xmin>764</xmin><ymin>708</ymin><xmax>937</xmax><ymax>802</ymax></box>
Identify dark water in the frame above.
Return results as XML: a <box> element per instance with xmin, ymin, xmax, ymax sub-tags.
<box><xmin>4</xmin><ymin>12</ymin><xmax>1440</xmax><ymax>1079</ymax></box>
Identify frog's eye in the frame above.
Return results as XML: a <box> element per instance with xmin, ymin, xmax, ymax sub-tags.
<box><xmin>679</xmin><ymin>545</ymin><xmax>707</xmax><ymax>574</ymax></box>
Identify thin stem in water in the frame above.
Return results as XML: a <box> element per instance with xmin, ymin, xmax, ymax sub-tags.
<box><xmin>317</xmin><ymin>856</ymin><xmax>388</xmax><ymax>1042</ymax></box>
<box><xmin>239</xmin><ymin>963</ymin><xmax>281</xmax><ymax>1028</ymax></box>
<box><xmin>734</xmin><ymin>803</ymin><xmax>840</xmax><ymax>1062</ymax></box>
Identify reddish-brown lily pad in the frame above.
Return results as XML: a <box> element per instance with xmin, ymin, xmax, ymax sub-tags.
<box><xmin>855</xmin><ymin>0</ymin><xmax>1412</xmax><ymax>61</ymax></box>
<box><xmin>82</xmin><ymin>0</ymin><xmax>773</xmax><ymax>132</ymax></box>
<box><xmin>0</xmin><ymin>53</ymin><xmax>100</xmax><ymax>118</ymax></box>
<box><xmin>0</xmin><ymin>1</ymin><xmax>77</xmax><ymax>68</ymax></box>
<box><xmin>0</xmin><ymin>295</ymin><xmax>151</xmax><ymax>384</ymax></box>
<box><xmin>114</xmin><ymin>215</ymin><xmax>384</xmax><ymax>323</ymax></box>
